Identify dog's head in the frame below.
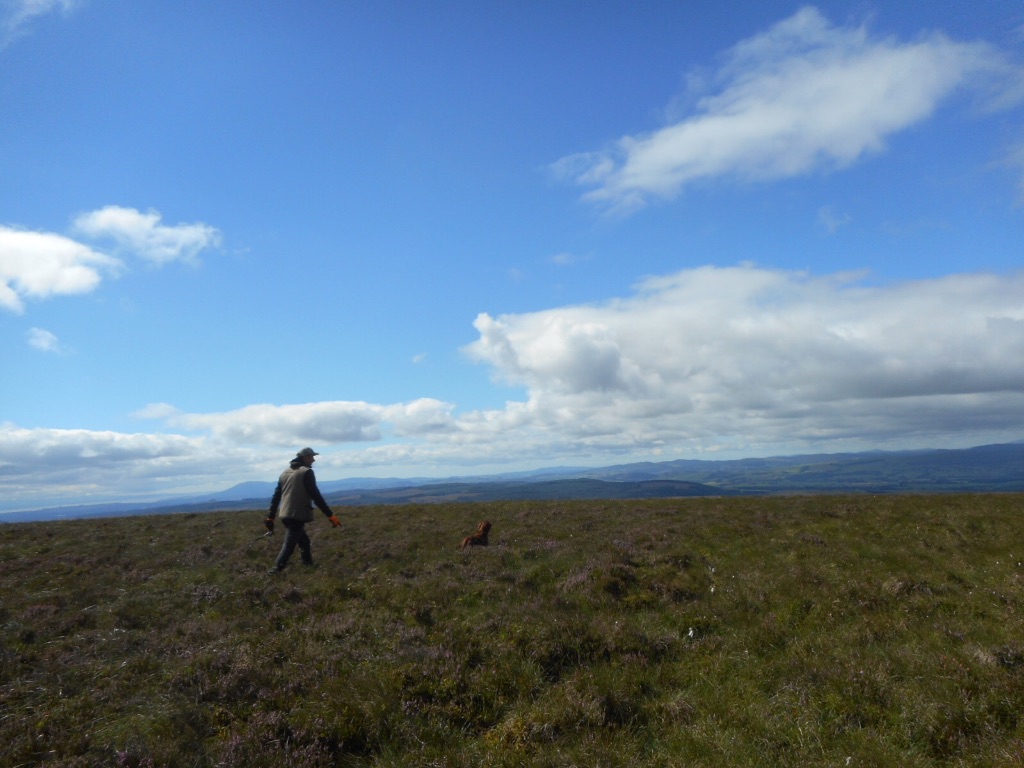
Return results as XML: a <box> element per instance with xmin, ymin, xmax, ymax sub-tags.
<box><xmin>478</xmin><ymin>521</ymin><xmax>492</xmax><ymax>534</ymax></box>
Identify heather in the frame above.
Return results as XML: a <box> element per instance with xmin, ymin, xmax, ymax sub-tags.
<box><xmin>2</xmin><ymin>494</ymin><xmax>1022</xmax><ymax>766</ymax></box>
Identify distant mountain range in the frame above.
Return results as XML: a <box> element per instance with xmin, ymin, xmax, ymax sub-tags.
<box><xmin>4</xmin><ymin>441</ymin><xmax>1022</xmax><ymax>523</ymax></box>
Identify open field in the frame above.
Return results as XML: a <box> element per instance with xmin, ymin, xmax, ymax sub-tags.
<box><xmin>2</xmin><ymin>495</ymin><xmax>1023</xmax><ymax>767</ymax></box>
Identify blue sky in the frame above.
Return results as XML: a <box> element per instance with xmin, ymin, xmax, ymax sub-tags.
<box><xmin>2</xmin><ymin>1</ymin><xmax>1023</xmax><ymax>512</ymax></box>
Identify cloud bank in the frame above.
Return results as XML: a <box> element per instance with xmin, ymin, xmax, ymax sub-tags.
<box><xmin>137</xmin><ymin>398</ymin><xmax>457</xmax><ymax>446</ymax></box>
<box><xmin>3</xmin><ymin>265</ymin><xmax>1022</xmax><ymax>510</ymax></box>
<box><xmin>463</xmin><ymin>266</ymin><xmax>1024</xmax><ymax>453</ymax></box>
<box><xmin>553</xmin><ymin>7</ymin><xmax>1017</xmax><ymax>210</ymax></box>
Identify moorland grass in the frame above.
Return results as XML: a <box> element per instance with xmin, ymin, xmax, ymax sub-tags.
<box><xmin>1</xmin><ymin>494</ymin><xmax>1022</xmax><ymax>767</ymax></box>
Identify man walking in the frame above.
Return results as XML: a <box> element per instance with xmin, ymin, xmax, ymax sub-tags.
<box><xmin>265</xmin><ymin>447</ymin><xmax>340</xmax><ymax>573</ymax></box>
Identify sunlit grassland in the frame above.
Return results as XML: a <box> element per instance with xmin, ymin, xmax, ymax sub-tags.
<box><xmin>2</xmin><ymin>494</ymin><xmax>1023</xmax><ymax>766</ymax></box>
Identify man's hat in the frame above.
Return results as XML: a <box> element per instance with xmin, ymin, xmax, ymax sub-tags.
<box><xmin>296</xmin><ymin>447</ymin><xmax>319</xmax><ymax>458</ymax></box>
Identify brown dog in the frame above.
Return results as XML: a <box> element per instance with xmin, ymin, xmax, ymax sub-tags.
<box><xmin>459</xmin><ymin>520</ymin><xmax>491</xmax><ymax>549</ymax></box>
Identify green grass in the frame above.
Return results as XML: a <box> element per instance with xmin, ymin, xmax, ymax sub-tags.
<box><xmin>2</xmin><ymin>495</ymin><xmax>1023</xmax><ymax>766</ymax></box>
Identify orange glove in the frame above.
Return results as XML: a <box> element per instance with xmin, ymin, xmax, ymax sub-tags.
<box><xmin>264</xmin><ymin>517</ymin><xmax>275</xmax><ymax>533</ymax></box>
<box><xmin>328</xmin><ymin>515</ymin><xmax>341</xmax><ymax>528</ymax></box>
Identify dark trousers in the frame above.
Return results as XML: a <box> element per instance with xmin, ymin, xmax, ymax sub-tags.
<box><xmin>276</xmin><ymin>518</ymin><xmax>313</xmax><ymax>568</ymax></box>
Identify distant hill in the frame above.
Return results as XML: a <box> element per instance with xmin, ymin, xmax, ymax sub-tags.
<box><xmin>4</xmin><ymin>441</ymin><xmax>1022</xmax><ymax>523</ymax></box>
<box><xmin>574</xmin><ymin>442</ymin><xmax>1024</xmax><ymax>494</ymax></box>
<box><xmin>322</xmin><ymin>478</ymin><xmax>736</xmax><ymax>505</ymax></box>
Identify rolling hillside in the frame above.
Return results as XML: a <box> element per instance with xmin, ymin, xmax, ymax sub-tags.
<box><xmin>4</xmin><ymin>442</ymin><xmax>1022</xmax><ymax>523</ymax></box>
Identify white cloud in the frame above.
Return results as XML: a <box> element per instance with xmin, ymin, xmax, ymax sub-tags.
<box><xmin>0</xmin><ymin>0</ymin><xmax>77</xmax><ymax>50</ymax></box>
<box><xmin>384</xmin><ymin>398</ymin><xmax>457</xmax><ymax>436</ymax></box>
<box><xmin>463</xmin><ymin>265</ymin><xmax>1024</xmax><ymax>452</ymax></box>
<box><xmin>135</xmin><ymin>398</ymin><xmax>457</xmax><ymax>446</ymax></box>
<box><xmin>4</xmin><ymin>265</ymin><xmax>1024</xmax><ymax>510</ymax></box>
<box><xmin>0</xmin><ymin>226</ymin><xmax>120</xmax><ymax>313</ymax></box>
<box><xmin>555</xmin><ymin>7</ymin><xmax>1012</xmax><ymax>211</ymax></box>
<box><xmin>123</xmin><ymin>265</ymin><xmax>1024</xmax><ymax>463</ymax></box>
<box><xmin>0</xmin><ymin>423</ymin><xmax>219</xmax><ymax>510</ymax></box>
<box><xmin>74</xmin><ymin>206</ymin><xmax>222</xmax><ymax>265</ymax></box>
<box><xmin>0</xmin><ymin>206</ymin><xmax>223</xmax><ymax>313</ymax></box>
<box><xmin>0</xmin><ymin>424</ymin><xmax>197</xmax><ymax>468</ymax></box>
<box><xmin>27</xmin><ymin>327</ymin><xmax>61</xmax><ymax>352</ymax></box>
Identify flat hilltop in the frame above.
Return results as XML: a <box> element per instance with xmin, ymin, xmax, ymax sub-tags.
<box><xmin>2</xmin><ymin>495</ymin><xmax>1023</xmax><ymax>767</ymax></box>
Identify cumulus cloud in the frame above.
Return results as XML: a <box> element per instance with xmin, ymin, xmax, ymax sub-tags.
<box><xmin>0</xmin><ymin>226</ymin><xmax>120</xmax><ymax>313</ymax></box>
<box><xmin>0</xmin><ymin>423</ymin><xmax>219</xmax><ymax>510</ymax></box>
<box><xmin>0</xmin><ymin>0</ymin><xmax>77</xmax><ymax>50</ymax></box>
<box><xmin>4</xmin><ymin>265</ymin><xmax>1024</xmax><ymax>510</ymax></box>
<box><xmin>0</xmin><ymin>424</ymin><xmax>198</xmax><ymax>468</ymax></box>
<box><xmin>463</xmin><ymin>265</ymin><xmax>1024</xmax><ymax>452</ymax></box>
<box><xmin>135</xmin><ymin>398</ymin><xmax>457</xmax><ymax>446</ymax></box>
<box><xmin>554</xmin><ymin>6</ymin><xmax>1015</xmax><ymax>211</ymax></box>
<box><xmin>113</xmin><ymin>264</ymin><xmax>1024</xmax><ymax>472</ymax></box>
<box><xmin>74</xmin><ymin>206</ymin><xmax>222</xmax><ymax>265</ymax></box>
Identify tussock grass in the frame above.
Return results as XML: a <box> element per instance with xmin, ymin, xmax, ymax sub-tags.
<box><xmin>1</xmin><ymin>495</ymin><xmax>1023</xmax><ymax>766</ymax></box>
